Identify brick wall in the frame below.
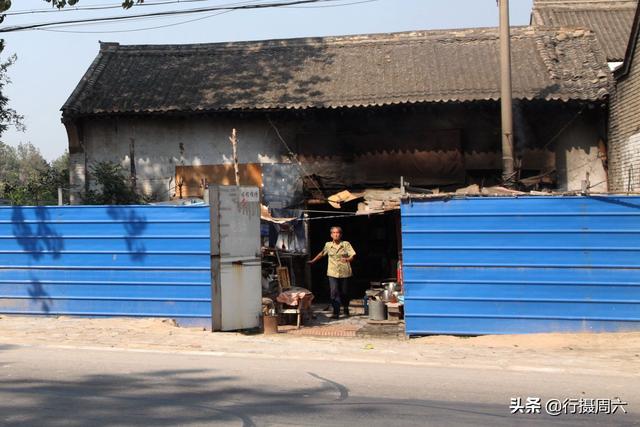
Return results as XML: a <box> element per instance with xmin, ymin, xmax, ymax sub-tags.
<box><xmin>609</xmin><ymin>29</ymin><xmax>640</xmax><ymax>192</ymax></box>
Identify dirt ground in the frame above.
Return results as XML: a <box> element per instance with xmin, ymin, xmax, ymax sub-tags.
<box><xmin>0</xmin><ymin>315</ymin><xmax>638</xmax><ymax>377</ymax></box>
<box><xmin>416</xmin><ymin>331</ymin><xmax>640</xmax><ymax>351</ymax></box>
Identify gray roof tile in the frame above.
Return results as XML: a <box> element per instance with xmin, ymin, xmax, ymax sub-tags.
<box><xmin>532</xmin><ymin>0</ymin><xmax>638</xmax><ymax>61</ymax></box>
<box><xmin>62</xmin><ymin>26</ymin><xmax>612</xmax><ymax>117</ymax></box>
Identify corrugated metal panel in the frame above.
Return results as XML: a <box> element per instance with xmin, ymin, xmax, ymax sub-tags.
<box><xmin>401</xmin><ymin>196</ymin><xmax>640</xmax><ymax>335</ymax></box>
<box><xmin>0</xmin><ymin>205</ymin><xmax>210</xmax><ymax>326</ymax></box>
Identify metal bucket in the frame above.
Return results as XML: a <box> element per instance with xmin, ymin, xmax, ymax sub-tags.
<box><xmin>368</xmin><ymin>300</ymin><xmax>387</xmax><ymax>321</ymax></box>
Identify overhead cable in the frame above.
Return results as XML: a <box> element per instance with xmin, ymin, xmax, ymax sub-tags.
<box><xmin>38</xmin><ymin>9</ymin><xmax>233</xmax><ymax>33</ymax></box>
<box><xmin>0</xmin><ymin>0</ymin><xmax>346</xmax><ymax>33</ymax></box>
<box><xmin>5</xmin><ymin>0</ymin><xmax>228</xmax><ymax>16</ymax></box>
<box><xmin>35</xmin><ymin>0</ymin><xmax>378</xmax><ymax>33</ymax></box>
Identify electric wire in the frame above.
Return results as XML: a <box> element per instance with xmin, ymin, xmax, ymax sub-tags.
<box><xmin>266</xmin><ymin>116</ymin><xmax>327</xmax><ymax>201</ymax></box>
<box><xmin>31</xmin><ymin>8</ymin><xmax>219</xmax><ymax>30</ymax></box>
<box><xmin>4</xmin><ymin>0</ymin><xmax>272</xmax><ymax>15</ymax></box>
<box><xmin>38</xmin><ymin>9</ymin><xmax>233</xmax><ymax>33</ymax></box>
<box><xmin>302</xmin><ymin>209</ymin><xmax>357</xmax><ymax>215</ymax></box>
<box><xmin>0</xmin><ymin>0</ymin><xmax>299</xmax><ymax>32</ymax></box>
<box><xmin>299</xmin><ymin>211</ymin><xmax>387</xmax><ymax>221</ymax></box>
<box><xmin>540</xmin><ymin>107</ymin><xmax>585</xmax><ymax>150</ymax></box>
<box><xmin>0</xmin><ymin>0</ymin><xmax>352</xmax><ymax>33</ymax></box>
<box><xmin>6</xmin><ymin>0</ymin><xmax>375</xmax><ymax>15</ymax></box>
<box><xmin>5</xmin><ymin>0</ymin><xmax>381</xmax><ymax>35</ymax></box>
<box><xmin>284</xmin><ymin>0</ymin><xmax>377</xmax><ymax>7</ymax></box>
<box><xmin>35</xmin><ymin>0</ymin><xmax>379</xmax><ymax>33</ymax></box>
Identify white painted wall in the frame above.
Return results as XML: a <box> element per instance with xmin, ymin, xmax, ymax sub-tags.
<box><xmin>71</xmin><ymin>116</ymin><xmax>290</xmax><ymax>203</ymax></box>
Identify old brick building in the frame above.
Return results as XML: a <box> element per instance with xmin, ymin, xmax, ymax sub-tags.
<box><xmin>608</xmin><ymin>3</ymin><xmax>640</xmax><ymax>191</ymax></box>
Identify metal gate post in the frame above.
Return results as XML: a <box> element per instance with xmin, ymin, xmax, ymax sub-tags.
<box><xmin>209</xmin><ymin>186</ymin><xmax>222</xmax><ymax>332</ymax></box>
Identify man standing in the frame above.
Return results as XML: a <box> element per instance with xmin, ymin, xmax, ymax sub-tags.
<box><xmin>308</xmin><ymin>226</ymin><xmax>356</xmax><ymax>319</ymax></box>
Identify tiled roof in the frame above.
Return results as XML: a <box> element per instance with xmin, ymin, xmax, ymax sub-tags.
<box><xmin>532</xmin><ymin>0</ymin><xmax>638</xmax><ymax>61</ymax></box>
<box><xmin>62</xmin><ymin>27</ymin><xmax>611</xmax><ymax>117</ymax></box>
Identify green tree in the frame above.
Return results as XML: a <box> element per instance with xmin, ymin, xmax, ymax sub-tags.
<box><xmin>0</xmin><ymin>39</ymin><xmax>25</xmax><ymax>188</ymax></box>
<box><xmin>51</xmin><ymin>151</ymin><xmax>69</xmax><ymax>187</ymax></box>
<box><xmin>0</xmin><ymin>143</ymin><xmax>67</xmax><ymax>205</ymax></box>
<box><xmin>84</xmin><ymin>161</ymin><xmax>142</xmax><ymax>205</ymax></box>
<box><xmin>15</xmin><ymin>142</ymin><xmax>48</xmax><ymax>183</ymax></box>
<box><xmin>0</xmin><ymin>141</ymin><xmax>18</xmax><ymax>186</ymax></box>
<box><xmin>0</xmin><ymin>0</ymin><xmax>139</xmax><ymax>156</ymax></box>
<box><xmin>0</xmin><ymin>42</ymin><xmax>23</xmax><ymax>138</ymax></box>
<box><xmin>0</xmin><ymin>0</ymin><xmax>140</xmax><ymax>204</ymax></box>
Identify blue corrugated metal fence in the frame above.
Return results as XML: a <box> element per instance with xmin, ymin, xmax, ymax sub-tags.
<box><xmin>0</xmin><ymin>205</ymin><xmax>211</xmax><ymax>326</ymax></box>
<box><xmin>401</xmin><ymin>196</ymin><xmax>640</xmax><ymax>335</ymax></box>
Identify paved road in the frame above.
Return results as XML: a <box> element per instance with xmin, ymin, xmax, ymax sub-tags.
<box><xmin>0</xmin><ymin>343</ymin><xmax>637</xmax><ymax>426</ymax></box>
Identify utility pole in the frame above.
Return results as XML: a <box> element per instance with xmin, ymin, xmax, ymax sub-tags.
<box><xmin>499</xmin><ymin>0</ymin><xmax>515</xmax><ymax>185</ymax></box>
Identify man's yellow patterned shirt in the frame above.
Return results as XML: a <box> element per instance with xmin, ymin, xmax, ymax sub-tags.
<box><xmin>322</xmin><ymin>241</ymin><xmax>356</xmax><ymax>278</ymax></box>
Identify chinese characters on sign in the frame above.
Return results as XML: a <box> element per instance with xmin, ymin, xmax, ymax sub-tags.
<box><xmin>240</xmin><ymin>189</ymin><xmax>259</xmax><ymax>203</ymax></box>
<box><xmin>509</xmin><ymin>397</ymin><xmax>628</xmax><ymax>416</ymax></box>
<box><xmin>233</xmin><ymin>188</ymin><xmax>260</xmax><ymax>217</ymax></box>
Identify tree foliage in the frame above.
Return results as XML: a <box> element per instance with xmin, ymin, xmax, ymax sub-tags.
<box><xmin>0</xmin><ymin>143</ymin><xmax>68</xmax><ymax>205</ymax></box>
<box><xmin>0</xmin><ymin>149</ymin><xmax>144</xmax><ymax>206</ymax></box>
<box><xmin>0</xmin><ymin>0</ymin><xmax>144</xmax><ymax>205</ymax></box>
<box><xmin>0</xmin><ymin>40</ymin><xmax>64</xmax><ymax>205</ymax></box>
<box><xmin>44</xmin><ymin>0</ymin><xmax>144</xmax><ymax>9</ymax></box>
<box><xmin>51</xmin><ymin>151</ymin><xmax>69</xmax><ymax>184</ymax></box>
<box><xmin>84</xmin><ymin>161</ymin><xmax>142</xmax><ymax>205</ymax></box>
<box><xmin>0</xmin><ymin>42</ymin><xmax>23</xmax><ymax>136</ymax></box>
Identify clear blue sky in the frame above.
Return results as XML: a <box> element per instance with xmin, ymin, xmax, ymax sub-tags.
<box><xmin>1</xmin><ymin>0</ymin><xmax>534</xmax><ymax>160</ymax></box>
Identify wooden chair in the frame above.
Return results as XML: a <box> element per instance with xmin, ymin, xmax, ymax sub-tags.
<box><xmin>276</xmin><ymin>267</ymin><xmax>291</xmax><ymax>291</ymax></box>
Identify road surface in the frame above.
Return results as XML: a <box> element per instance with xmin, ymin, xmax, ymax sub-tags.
<box><xmin>0</xmin><ymin>343</ymin><xmax>637</xmax><ymax>426</ymax></box>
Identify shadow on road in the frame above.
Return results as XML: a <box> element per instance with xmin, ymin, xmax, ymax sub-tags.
<box><xmin>0</xmin><ymin>344</ymin><xmax>16</xmax><ymax>352</ymax></box>
<box><xmin>0</xmin><ymin>367</ymin><xmax>545</xmax><ymax>426</ymax></box>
